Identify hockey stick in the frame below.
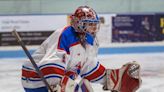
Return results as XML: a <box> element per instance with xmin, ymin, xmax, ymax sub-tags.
<box><xmin>12</xmin><ymin>29</ymin><xmax>54</xmax><ymax>92</ymax></box>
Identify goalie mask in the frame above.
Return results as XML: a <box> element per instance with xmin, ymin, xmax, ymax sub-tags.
<box><xmin>71</xmin><ymin>6</ymin><xmax>100</xmax><ymax>35</ymax></box>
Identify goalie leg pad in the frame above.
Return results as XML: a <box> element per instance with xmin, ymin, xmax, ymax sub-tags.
<box><xmin>49</xmin><ymin>85</ymin><xmax>61</xmax><ymax>92</ymax></box>
<box><xmin>60</xmin><ymin>76</ymin><xmax>78</xmax><ymax>92</ymax></box>
<box><xmin>53</xmin><ymin>76</ymin><xmax>94</xmax><ymax>92</ymax></box>
<box><xmin>58</xmin><ymin>76</ymin><xmax>94</xmax><ymax>92</ymax></box>
<box><xmin>79</xmin><ymin>79</ymin><xmax>94</xmax><ymax>92</ymax></box>
<box><xmin>103</xmin><ymin>61</ymin><xmax>142</xmax><ymax>92</ymax></box>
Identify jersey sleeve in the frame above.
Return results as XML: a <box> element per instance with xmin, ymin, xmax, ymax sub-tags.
<box><xmin>22</xmin><ymin>28</ymin><xmax>70</xmax><ymax>88</ymax></box>
<box><xmin>80</xmin><ymin>39</ymin><xmax>106</xmax><ymax>83</ymax></box>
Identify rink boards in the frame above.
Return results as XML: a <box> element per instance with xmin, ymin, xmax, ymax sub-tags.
<box><xmin>0</xmin><ymin>42</ymin><xmax>164</xmax><ymax>58</ymax></box>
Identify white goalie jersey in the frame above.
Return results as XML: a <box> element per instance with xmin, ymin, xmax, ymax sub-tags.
<box><xmin>22</xmin><ymin>26</ymin><xmax>106</xmax><ymax>89</ymax></box>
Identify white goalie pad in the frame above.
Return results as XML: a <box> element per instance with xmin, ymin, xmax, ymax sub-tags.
<box><xmin>78</xmin><ymin>79</ymin><xmax>94</xmax><ymax>92</ymax></box>
<box><xmin>49</xmin><ymin>85</ymin><xmax>61</xmax><ymax>92</ymax></box>
<box><xmin>103</xmin><ymin>61</ymin><xmax>142</xmax><ymax>92</ymax></box>
<box><xmin>60</xmin><ymin>76</ymin><xmax>78</xmax><ymax>92</ymax></box>
<box><xmin>48</xmin><ymin>76</ymin><xmax>77</xmax><ymax>92</ymax></box>
<box><xmin>54</xmin><ymin>76</ymin><xmax>94</xmax><ymax>92</ymax></box>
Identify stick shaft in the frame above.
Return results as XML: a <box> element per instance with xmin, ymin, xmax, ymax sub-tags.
<box><xmin>12</xmin><ymin>29</ymin><xmax>53</xmax><ymax>92</ymax></box>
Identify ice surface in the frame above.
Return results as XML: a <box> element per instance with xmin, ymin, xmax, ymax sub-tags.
<box><xmin>0</xmin><ymin>53</ymin><xmax>164</xmax><ymax>92</ymax></box>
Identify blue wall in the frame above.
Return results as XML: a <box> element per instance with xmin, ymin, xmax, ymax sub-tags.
<box><xmin>1</xmin><ymin>46</ymin><xmax>164</xmax><ymax>58</ymax></box>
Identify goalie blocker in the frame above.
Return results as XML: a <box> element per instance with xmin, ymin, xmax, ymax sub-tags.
<box><xmin>103</xmin><ymin>61</ymin><xmax>142</xmax><ymax>92</ymax></box>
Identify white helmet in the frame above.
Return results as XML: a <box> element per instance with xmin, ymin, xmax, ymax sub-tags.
<box><xmin>71</xmin><ymin>6</ymin><xmax>100</xmax><ymax>35</ymax></box>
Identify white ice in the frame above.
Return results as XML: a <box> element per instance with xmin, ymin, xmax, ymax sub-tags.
<box><xmin>0</xmin><ymin>53</ymin><xmax>164</xmax><ymax>92</ymax></box>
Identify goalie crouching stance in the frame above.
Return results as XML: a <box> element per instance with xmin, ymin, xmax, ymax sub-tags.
<box><xmin>21</xmin><ymin>6</ymin><xmax>141</xmax><ymax>92</ymax></box>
